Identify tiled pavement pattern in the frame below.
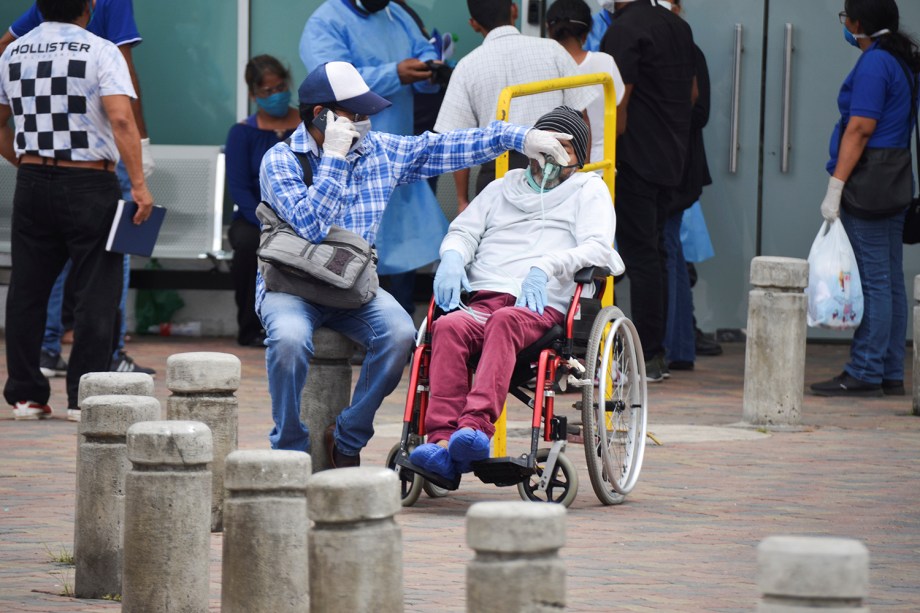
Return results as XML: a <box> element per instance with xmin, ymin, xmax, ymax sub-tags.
<box><xmin>0</xmin><ymin>336</ymin><xmax>917</xmax><ymax>611</ymax></box>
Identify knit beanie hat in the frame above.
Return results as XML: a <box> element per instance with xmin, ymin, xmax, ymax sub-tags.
<box><xmin>533</xmin><ymin>106</ymin><xmax>589</xmax><ymax>167</ymax></box>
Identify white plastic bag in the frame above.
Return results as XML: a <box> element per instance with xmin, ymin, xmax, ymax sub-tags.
<box><xmin>805</xmin><ymin>220</ymin><xmax>863</xmax><ymax>329</ymax></box>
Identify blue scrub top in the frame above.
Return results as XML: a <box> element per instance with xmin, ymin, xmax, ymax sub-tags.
<box><xmin>584</xmin><ymin>10</ymin><xmax>612</xmax><ymax>52</ymax></box>
<box><xmin>300</xmin><ymin>0</ymin><xmax>447</xmax><ymax>274</ymax></box>
<box><xmin>827</xmin><ymin>41</ymin><xmax>918</xmax><ymax>174</ymax></box>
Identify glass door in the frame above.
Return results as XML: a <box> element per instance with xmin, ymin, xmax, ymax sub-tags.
<box><xmin>684</xmin><ymin>0</ymin><xmax>767</xmax><ymax>331</ymax></box>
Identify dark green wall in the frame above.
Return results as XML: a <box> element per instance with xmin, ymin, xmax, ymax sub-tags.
<box><xmin>133</xmin><ymin>0</ymin><xmax>238</xmax><ymax>145</ymax></box>
<box><xmin>0</xmin><ymin>2</ymin><xmax>32</xmax><ymax>40</ymax></box>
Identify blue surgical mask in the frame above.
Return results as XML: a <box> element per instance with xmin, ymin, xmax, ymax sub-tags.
<box><xmin>256</xmin><ymin>90</ymin><xmax>291</xmax><ymax>118</ymax></box>
<box><xmin>843</xmin><ymin>25</ymin><xmax>890</xmax><ymax>47</ymax></box>
<box><xmin>843</xmin><ymin>25</ymin><xmax>861</xmax><ymax>47</ymax></box>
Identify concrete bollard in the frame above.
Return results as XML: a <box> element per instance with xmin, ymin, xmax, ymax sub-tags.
<box><xmin>757</xmin><ymin>535</ymin><xmax>869</xmax><ymax>612</ymax></box>
<box><xmin>913</xmin><ymin>275</ymin><xmax>919</xmax><ymax>416</ymax></box>
<box><xmin>301</xmin><ymin>328</ymin><xmax>356</xmax><ymax>472</ymax></box>
<box><xmin>742</xmin><ymin>256</ymin><xmax>809</xmax><ymax>427</ymax></box>
<box><xmin>122</xmin><ymin>421</ymin><xmax>212</xmax><ymax>613</ymax></box>
<box><xmin>77</xmin><ymin>371</ymin><xmax>156</xmax><ymax>431</ymax></box>
<box><xmin>307</xmin><ymin>467</ymin><xmax>402</xmax><ymax>612</ymax></box>
<box><xmin>78</xmin><ymin>371</ymin><xmax>156</xmax><ymax>406</ymax></box>
<box><xmin>466</xmin><ymin>501</ymin><xmax>567</xmax><ymax>612</ymax></box>
<box><xmin>222</xmin><ymin>450</ymin><xmax>312</xmax><ymax>613</ymax></box>
<box><xmin>73</xmin><ymin>395</ymin><xmax>160</xmax><ymax>599</ymax></box>
<box><xmin>166</xmin><ymin>352</ymin><xmax>240</xmax><ymax>531</ymax></box>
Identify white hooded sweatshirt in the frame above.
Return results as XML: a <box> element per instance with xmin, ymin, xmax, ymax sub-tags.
<box><xmin>439</xmin><ymin>168</ymin><xmax>625</xmax><ymax>314</ymax></box>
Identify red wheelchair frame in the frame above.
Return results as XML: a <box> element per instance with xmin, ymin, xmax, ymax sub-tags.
<box><xmin>387</xmin><ymin>266</ymin><xmax>648</xmax><ymax>507</ymax></box>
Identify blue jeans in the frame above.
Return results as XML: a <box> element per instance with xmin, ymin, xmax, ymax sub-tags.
<box><xmin>663</xmin><ymin>212</ymin><xmax>695</xmax><ymax>363</ymax></box>
<box><xmin>114</xmin><ymin>161</ymin><xmax>132</xmax><ymax>354</ymax></box>
<box><xmin>259</xmin><ymin>289</ymin><xmax>416</xmax><ymax>454</ymax></box>
<box><xmin>840</xmin><ymin>209</ymin><xmax>907</xmax><ymax>383</ymax></box>
<box><xmin>40</xmin><ymin>162</ymin><xmax>132</xmax><ymax>359</ymax></box>
<box><xmin>41</xmin><ymin>260</ymin><xmax>72</xmax><ymax>354</ymax></box>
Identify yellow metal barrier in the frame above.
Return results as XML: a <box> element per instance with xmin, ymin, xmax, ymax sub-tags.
<box><xmin>491</xmin><ymin>73</ymin><xmax>619</xmax><ymax>458</ymax></box>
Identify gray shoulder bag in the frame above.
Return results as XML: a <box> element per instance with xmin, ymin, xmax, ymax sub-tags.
<box><xmin>256</xmin><ymin>144</ymin><xmax>378</xmax><ymax>309</ymax></box>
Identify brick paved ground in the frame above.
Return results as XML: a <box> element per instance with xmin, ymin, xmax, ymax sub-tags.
<box><xmin>0</xmin><ymin>335</ymin><xmax>917</xmax><ymax>612</ymax></box>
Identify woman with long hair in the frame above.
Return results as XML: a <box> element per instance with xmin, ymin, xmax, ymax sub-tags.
<box><xmin>811</xmin><ymin>0</ymin><xmax>920</xmax><ymax>396</ymax></box>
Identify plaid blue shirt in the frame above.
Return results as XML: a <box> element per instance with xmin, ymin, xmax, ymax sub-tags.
<box><xmin>256</xmin><ymin>120</ymin><xmax>530</xmax><ymax>312</ymax></box>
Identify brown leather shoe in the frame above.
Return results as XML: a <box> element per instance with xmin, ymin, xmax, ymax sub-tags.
<box><xmin>324</xmin><ymin>423</ymin><xmax>360</xmax><ymax>468</ymax></box>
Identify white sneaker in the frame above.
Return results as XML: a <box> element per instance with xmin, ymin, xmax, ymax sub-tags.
<box><xmin>12</xmin><ymin>400</ymin><xmax>53</xmax><ymax>420</ymax></box>
<box><xmin>39</xmin><ymin>350</ymin><xmax>68</xmax><ymax>378</ymax></box>
<box><xmin>67</xmin><ymin>408</ymin><xmax>81</xmax><ymax>422</ymax></box>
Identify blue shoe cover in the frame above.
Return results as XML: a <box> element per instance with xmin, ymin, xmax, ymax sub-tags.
<box><xmin>408</xmin><ymin>443</ymin><xmax>456</xmax><ymax>480</ymax></box>
<box><xmin>448</xmin><ymin>428</ymin><xmax>490</xmax><ymax>472</ymax></box>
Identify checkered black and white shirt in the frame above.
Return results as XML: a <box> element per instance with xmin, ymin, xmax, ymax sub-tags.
<box><xmin>0</xmin><ymin>21</ymin><xmax>135</xmax><ymax>162</ymax></box>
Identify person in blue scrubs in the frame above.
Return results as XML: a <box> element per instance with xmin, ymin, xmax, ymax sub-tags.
<box><xmin>810</xmin><ymin>0</ymin><xmax>919</xmax><ymax>397</ymax></box>
<box><xmin>584</xmin><ymin>2</ymin><xmax>613</xmax><ymax>51</ymax></box>
<box><xmin>301</xmin><ymin>0</ymin><xmax>448</xmax><ymax>314</ymax></box>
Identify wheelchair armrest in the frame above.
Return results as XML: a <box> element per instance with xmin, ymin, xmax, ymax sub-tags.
<box><xmin>574</xmin><ymin>266</ymin><xmax>611</xmax><ymax>285</ymax></box>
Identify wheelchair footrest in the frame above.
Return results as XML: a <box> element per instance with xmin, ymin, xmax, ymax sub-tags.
<box><xmin>472</xmin><ymin>456</ymin><xmax>535</xmax><ymax>487</ymax></box>
<box><xmin>394</xmin><ymin>451</ymin><xmax>461</xmax><ymax>491</ymax></box>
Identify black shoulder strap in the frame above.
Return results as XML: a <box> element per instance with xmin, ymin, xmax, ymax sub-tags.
<box><xmin>893</xmin><ymin>58</ymin><xmax>919</xmax><ymax>195</ymax></box>
<box><xmin>284</xmin><ymin>137</ymin><xmax>314</xmax><ymax>187</ymax></box>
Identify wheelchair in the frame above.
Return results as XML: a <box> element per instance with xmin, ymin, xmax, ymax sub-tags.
<box><xmin>386</xmin><ymin>267</ymin><xmax>648</xmax><ymax>507</ymax></box>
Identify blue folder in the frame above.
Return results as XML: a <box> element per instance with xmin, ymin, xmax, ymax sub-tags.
<box><xmin>105</xmin><ymin>199</ymin><xmax>167</xmax><ymax>257</ymax></box>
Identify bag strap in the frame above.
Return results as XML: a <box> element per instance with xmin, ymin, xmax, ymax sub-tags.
<box><xmin>260</xmin><ymin>136</ymin><xmax>313</xmax><ymax>217</ymax></box>
<box><xmin>284</xmin><ymin>137</ymin><xmax>314</xmax><ymax>187</ymax></box>
<box><xmin>893</xmin><ymin>56</ymin><xmax>919</xmax><ymax>196</ymax></box>
<box><xmin>257</xmin><ymin>138</ymin><xmax>315</xmax><ymax>230</ymax></box>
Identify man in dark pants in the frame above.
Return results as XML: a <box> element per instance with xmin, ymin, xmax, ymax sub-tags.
<box><xmin>0</xmin><ymin>0</ymin><xmax>153</xmax><ymax>420</ymax></box>
<box><xmin>1</xmin><ymin>0</ymin><xmax>157</xmax><ymax>378</ymax></box>
<box><xmin>602</xmin><ymin>0</ymin><xmax>696</xmax><ymax>382</ymax></box>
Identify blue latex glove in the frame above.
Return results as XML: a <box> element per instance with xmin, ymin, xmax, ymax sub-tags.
<box><xmin>433</xmin><ymin>250</ymin><xmax>471</xmax><ymax>311</ymax></box>
<box><xmin>515</xmin><ymin>267</ymin><xmax>548</xmax><ymax>314</ymax></box>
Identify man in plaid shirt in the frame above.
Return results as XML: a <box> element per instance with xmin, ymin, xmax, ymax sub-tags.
<box><xmin>258</xmin><ymin>61</ymin><xmax>572</xmax><ymax>467</ymax></box>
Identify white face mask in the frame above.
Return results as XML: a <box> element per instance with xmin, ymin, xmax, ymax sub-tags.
<box><xmin>350</xmin><ymin>119</ymin><xmax>371</xmax><ymax>151</ymax></box>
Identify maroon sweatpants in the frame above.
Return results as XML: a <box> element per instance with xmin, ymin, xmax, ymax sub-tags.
<box><xmin>424</xmin><ymin>291</ymin><xmax>564</xmax><ymax>444</ymax></box>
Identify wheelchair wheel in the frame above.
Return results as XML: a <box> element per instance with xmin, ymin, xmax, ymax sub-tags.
<box><xmin>581</xmin><ymin>306</ymin><xmax>648</xmax><ymax>505</ymax></box>
<box><xmin>385</xmin><ymin>443</ymin><xmax>424</xmax><ymax>507</ymax></box>
<box><xmin>516</xmin><ymin>448</ymin><xmax>578</xmax><ymax>507</ymax></box>
<box><xmin>423</xmin><ymin>480</ymin><xmax>450</xmax><ymax>498</ymax></box>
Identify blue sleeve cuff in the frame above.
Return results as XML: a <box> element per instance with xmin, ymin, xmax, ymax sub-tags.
<box><xmin>498</xmin><ymin>123</ymin><xmax>529</xmax><ymax>153</ymax></box>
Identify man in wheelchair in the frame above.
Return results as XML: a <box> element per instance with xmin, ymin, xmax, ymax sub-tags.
<box><xmin>408</xmin><ymin>106</ymin><xmax>625</xmax><ymax>483</ymax></box>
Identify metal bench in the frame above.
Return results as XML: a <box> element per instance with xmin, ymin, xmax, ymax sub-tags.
<box><xmin>0</xmin><ymin>145</ymin><xmax>226</xmax><ymax>260</ymax></box>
